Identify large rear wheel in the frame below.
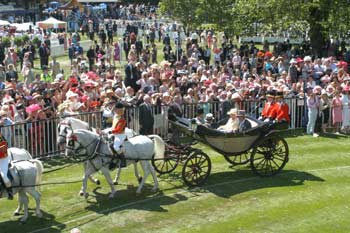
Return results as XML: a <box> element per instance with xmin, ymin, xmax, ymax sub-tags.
<box><xmin>250</xmin><ymin>136</ymin><xmax>289</xmax><ymax>177</ymax></box>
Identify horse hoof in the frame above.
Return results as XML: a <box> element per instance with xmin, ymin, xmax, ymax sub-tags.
<box><xmin>138</xmin><ymin>177</ymin><xmax>143</xmax><ymax>184</ymax></box>
<box><xmin>79</xmin><ymin>191</ymin><xmax>84</xmax><ymax>196</ymax></box>
<box><xmin>108</xmin><ymin>193</ymin><xmax>115</xmax><ymax>199</ymax></box>
<box><xmin>36</xmin><ymin>212</ymin><xmax>43</xmax><ymax>218</ymax></box>
<box><xmin>96</xmin><ymin>180</ymin><xmax>101</xmax><ymax>185</ymax></box>
<box><xmin>13</xmin><ymin>212</ymin><xmax>20</xmax><ymax>216</ymax></box>
<box><xmin>84</xmin><ymin>193</ymin><xmax>89</xmax><ymax>199</ymax></box>
<box><xmin>113</xmin><ymin>181</ymin><xmax>118</xmax><ymax>185</ymax></box>
<box><xmin>20</xmin><ymin>218</ymin><xmax>27</xmax><ymax>223</ymax></box>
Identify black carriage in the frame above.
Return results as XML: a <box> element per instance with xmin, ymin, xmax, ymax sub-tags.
<box><xmin>152</xmin><ymin>116</ymin><xmax>289</xmax><ymax>187</ymax></box>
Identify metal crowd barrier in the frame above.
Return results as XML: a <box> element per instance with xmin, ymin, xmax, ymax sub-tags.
<box><xmin>1</xmin><ymin>98</ymin><xmax>318</xmax><ymax>158</ymax></box>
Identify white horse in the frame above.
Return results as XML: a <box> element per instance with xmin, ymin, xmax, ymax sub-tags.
<box><xmin>65</xmin><ymin>129</ymin><xmax>165</xmax><ymax>198</ymax></box>
<box><xmin>57</xmin><ymin>117</ymin><xmax>142</xmax><ymax>185</ymax></box>
<box><xmin>1</xmin><ymin>159</ymin><xmax>43</xmax><ymax>222</ymax></box>
<box><xmin>8</xmin><ymin>147</ymin><xmax>33</xmax><ymax>161</ymax></box>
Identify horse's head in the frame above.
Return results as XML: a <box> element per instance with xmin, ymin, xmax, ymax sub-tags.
<box><xmin>65</xmin><ymin>129</ymin><xmax>99</xmax><ymax>160</ymax></box>
<box><xmin>57</xmin><ymin>120</ymin><xmax>72</xmax><ymax>146</ymax></box>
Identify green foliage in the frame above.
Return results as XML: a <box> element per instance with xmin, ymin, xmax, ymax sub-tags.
<box><xmin>1</xmin><ymin>37</ymin><xmax>11</xmax><ymax>48</ymax></box>
<box><xmin>32</xmin><ymin>36</ymin><xmax>42</xmax><ymax>48</ymax></box>
<box><xmin>13</xmin><ymin>37</ymin><xmax>23</xmax><ymax>48</ymax></box>
<box><xmin>22</xmin><ymin>34</ymin><xmax>30</xmax><ymax>44</ymax></box>
<box><xmin>160</xmin><ymin>0</ymin><xmax>350</xmax><ymax>55</ymax></box>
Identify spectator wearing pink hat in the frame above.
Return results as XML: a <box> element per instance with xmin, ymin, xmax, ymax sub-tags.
<box><xmin>341</xmin><ymin>86</ymin><xmax>350</xmax><ymax>132</ymax></box>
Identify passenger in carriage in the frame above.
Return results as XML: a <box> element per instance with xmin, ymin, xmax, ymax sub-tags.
<box><xmin>259</xmin><ymin>90</ymin><xmax>277</xmax><ymax>122</ymax></box>
<box><xmin>274</xmin><ymin>91</ymin><xmax>290</xmax><ymax>124</ymax></box>
<box><xmin>204</xmin><ymin>113</ymin><xmax>215</xmax><ymax>128</ymax></box>
<box><xmin>237</xmin><ymin>109</ymin><xmax>252</xmax><ymax>132</ymax></box>
<box><xmin>217</xmin><ymin>108</ymin><xmax>239</xmax><ymax>132</ymax></box>
<box><xmin>194</xmin><ymin>108</ymin><xmax>205</xmax><ymax>125</ymax></box>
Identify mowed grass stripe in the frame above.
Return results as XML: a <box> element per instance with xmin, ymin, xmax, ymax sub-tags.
<box><xmin>1</xmin><ymin>135</ymin><xmax>350</xmax><ymax>233</ymax></box>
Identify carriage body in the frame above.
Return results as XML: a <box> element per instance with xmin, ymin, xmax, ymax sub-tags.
<box><xmin>153</xmin><ymin>116</ymin><xmax>289</xmax><ymax>186</ymax></box>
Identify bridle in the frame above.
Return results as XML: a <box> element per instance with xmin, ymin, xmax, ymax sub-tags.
<box><xmin>58</xmin><ymin>121</ymin><xmax>73</xmax><ymax>142</ymax></box>
<box><xmin>66</xmin><ymin>130</ymin><xmax>100</xmax><ymax>162</ymax></box>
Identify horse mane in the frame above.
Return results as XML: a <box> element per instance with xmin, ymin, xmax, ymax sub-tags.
<box><xmin>66</xmin><ymin>117</ymin><xmax>90</xmax><ymax>130</ymax></box>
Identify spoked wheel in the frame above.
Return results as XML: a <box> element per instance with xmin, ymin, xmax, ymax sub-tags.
<box><xmin>250</xmin><ymin>136</ymin><xmax>289</xmax><ymax>177</ymax></box>
<box><xmin>223</xmin><ymin>149</ymin><xmax>252</xmax><ymax>166</ymax></box>
<box><xmin>152</xmin><ymin>142</ymin><xmax>180</xmax><ymax>174</ymax></box>
<box><xmin>152</xmin><ymin>151</ymin><xmax>179</xmax><ymax>175</ymax></box>
<box><xmin>182</xmin><ymin>151</ymin><xmax>211</xmax><ymax>187</ymax></box>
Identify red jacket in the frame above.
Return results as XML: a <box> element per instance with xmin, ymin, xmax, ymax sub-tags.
<box><xmin>111</xmin><ymin>117</ymin><xmax>126</xmax><ymax>134</ymax></box>
<box><xmin>0</xmin><ymin>136</ymin><xmax>8</xmax><ymax>159</ymax></box>
<box><xmin>261</xmin><ymin>102</ymin><xmax>277</xmax><ymax>119</ymax></box>
<box><xmin>275</xmin><ymin>102</ymin><xmax>290</xmax><ymax>123</ymax></box>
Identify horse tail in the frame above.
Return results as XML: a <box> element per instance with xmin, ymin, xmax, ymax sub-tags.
<box><xmin>148</xmin><ymin>135</ymin><xmax>165</xmax><ymax>159</ymax></box>
<box><xmin>31</xmin><ymin>159</ymin><xmax>44</xmax><ymax>188</ymax></box>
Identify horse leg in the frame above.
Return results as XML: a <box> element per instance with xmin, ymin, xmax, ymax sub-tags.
<box><xmin>133</xmin><ymin>162</ymin><xmax>142</xmax><ymax>184</ymax></box>
<box><xmin>100</xmin><ymin>166</ymin><xmax>116</xmax><ymax>199</ymax></box>
<box><xmin>18</xmin><ymin>191</ymin><xmax>29</xmax><ymax>222</ymax></box>
<box><xmin>113</xmin><ymin>162</ymin><xmax>122</xmax><ymax>185</ymax></box>
<box><xmin>84</xmin><ymin>163</ymin><xmax>100</xmax><ymax>185</ymax></box>
<box><xmin>136</xmin><ymin>161</ymin><xmax>150</xmax><ymax>194</ymax></box>
<box><xmin>14</xmin><ymin>192</ymin><xmax>23</xmax><ymax>216</ymax></box>
<box><xmin>148</xmin><ymin>162</ymin><xmax>159</xmax><ymax>192</ymax></box>
<box><xmin>26</xmin><ymin>188</ymin><xmax>42</xmax><ymax>218</ymax></box>
<box><xmin>80</xmin><ymin>163</ymin><xmax>94</xmax><ymax>199</ymax></box>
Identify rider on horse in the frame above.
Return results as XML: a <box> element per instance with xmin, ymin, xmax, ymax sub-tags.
<box><xmin>110</xmin><ymin>102</ymin><xmax>127</xmax><ymax>167</ymax></box>
<box><xmin>0</xmin><ymin>129</ymin><xmax>13</xmax><ymax>200</ymax></box>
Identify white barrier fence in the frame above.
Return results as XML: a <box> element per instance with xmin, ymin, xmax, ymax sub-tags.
<box><xmin>1</xmin><ymin>98</ymin><xmax>326</xmax><ymax>158</ymax></box>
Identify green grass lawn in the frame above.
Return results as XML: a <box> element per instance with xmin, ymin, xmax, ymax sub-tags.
<box><xmin>0</xmin><ymin>133</ymin><xmax>349</xmax><ymax>233</ymax></box>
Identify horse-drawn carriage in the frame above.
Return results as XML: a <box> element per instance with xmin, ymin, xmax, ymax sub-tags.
<box><xmin>152</xmin><ymin>116</ymin><xmax>289</xmax><ymax>186</ymax></box>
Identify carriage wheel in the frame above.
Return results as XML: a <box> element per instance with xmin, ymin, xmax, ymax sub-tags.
<box><xmin>250</xmin><ymin>136</ymin><xmax>289</xmax><ymax>177</ymax></box>
<box><xmin>182</xmin><ymin>151</ymin><xmax>211</xmax><ymax>187</ymax></box>
<box><xmin>223</xmin><ymin>149</ymin><xmax>252</xmax><ymax>166</ymax></box>
<box><xmin>152</xmin><ymin>150</ymin><xmax>179</xmax><ymax>175</ymax></box>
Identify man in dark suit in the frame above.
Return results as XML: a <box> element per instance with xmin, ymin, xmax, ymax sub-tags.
<box><xmin>124</xmin><ymin>61</ymin><xmax>139</xmax><ymax>91</ymax></box>
<box><xmin>138</xmin><ymin>94</ymin><xmax>154</xmax><ymax>135</ymax></box>
<box><xmin>237</xmin><ymin>110</ymin><xmax>252</xmax><ymax>132</ymax></box>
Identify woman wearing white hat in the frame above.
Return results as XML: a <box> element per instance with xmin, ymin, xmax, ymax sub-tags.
<box><xmin>217</xmin><ymin>108</ymin><xmax>239</xmax><ymax>132</ymax></box>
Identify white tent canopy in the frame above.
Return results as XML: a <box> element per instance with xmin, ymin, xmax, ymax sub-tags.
<box><xmin>0</xmin><ymin>20</ymin><xmax>10</xmax><ymax>26</ymax></box>
<box><xmin>36</xmin><ymin>17</ymin><xmax>67</xmax><ymax>30</ymax></box>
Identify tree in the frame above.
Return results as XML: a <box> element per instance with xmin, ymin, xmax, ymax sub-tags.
<box><xmin>159</xmin><ymin>0</ymin><xmax>201</xmax><ymax>35</ymax></box>
<box><xmin>159</xmin><ymin>0</ymin><xmax>350</xmax><ymax>57</ymax></box>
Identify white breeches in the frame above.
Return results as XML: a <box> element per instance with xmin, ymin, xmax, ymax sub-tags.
<box><xmin>0</xmin><ymin>156</ymin><xmax>10</xmax><ymax>185</ymax></box>
<box><xmin>113</xmin><ymin>134</ymin><xmax>126</xmax><ymax>152</ymax></box>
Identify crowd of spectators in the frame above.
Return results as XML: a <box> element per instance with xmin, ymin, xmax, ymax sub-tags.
<box><xmin>0</xmin><ymin>4</ymin><xmax>349</xmax><ymax>145</ymax></box>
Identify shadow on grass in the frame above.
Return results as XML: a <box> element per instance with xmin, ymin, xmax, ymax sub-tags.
<box><xmin>319</xmin><ymin>132</ymin><xmax>349</xmax><ymax>139</ymax></box>
<box><xmin>42</xmin><ymin>156</ymin><xmax>78</xmax><ymax>174</ymax></box>
<box><xmin>190</xmin><ymin>169</ymin><xmax>325</xmax><ymax>198</ymax></box>
<box><xmin>0</xmin><ymin>209</ymin><xmax>66</xmax><ymax>233</ymax></box>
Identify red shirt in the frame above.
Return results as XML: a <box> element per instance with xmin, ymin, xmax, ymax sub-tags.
<box><xmin>111</xmin><ymin>117</ymin><xmax>126</xmax><ymax>134</ymax></box>
<box><xmin>0</xmin><ymin>135</ymin><xmax>8</xmax><ymax>159</ymax></box>
<box><xmin>261</xmin><ymin>102</ymin><xmax>277</xmax><ymax>119</ymax></box>
<box><xmin>275</xmin><ymin>102</ymin><xmax>290</xmax><ymax>123</ymax></box>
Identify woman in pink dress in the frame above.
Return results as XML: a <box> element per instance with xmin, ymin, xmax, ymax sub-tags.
<box><xmin>332</xmin><ymin>91</ymin><xmax>342</xmax><ymax>133</ymax></box>
<box><xmin>113</xmin><ymin>42</ymin><xmax>120</xmax><ymax>65</ymax></box>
